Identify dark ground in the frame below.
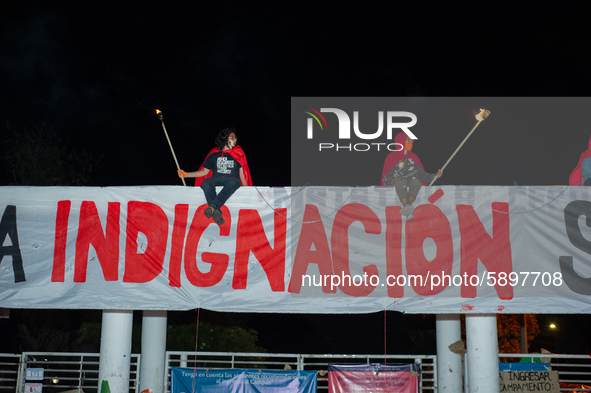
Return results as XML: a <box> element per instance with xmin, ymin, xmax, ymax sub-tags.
<box><xmin>2</xmin><ymin>2</ymin><xmax>591</xmax><ymax>356</ymax></box>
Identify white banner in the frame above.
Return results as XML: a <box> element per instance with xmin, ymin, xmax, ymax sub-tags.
<box><xmin>1</xmin><ymin>185</ymin><xmax>591</xmax><ymax>314</ymax></box>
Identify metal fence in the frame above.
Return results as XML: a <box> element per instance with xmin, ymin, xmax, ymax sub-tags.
<box><xmin>0</xmin><ymin>354</ymin><xmax>20</xmax><ymax>392</ymax></box>
<box><xmin>165</xmin><ymin>352</ymin><xmax>436</xmax><ymax>393</ymax></box>
<box><xmin>2</xmin><ymin>351</ymin><xmax>591</xmax><ymax>393</ymax></box>
<box><xmin>0</xmin><ymin>352</ymin><xmax>140</xmax><ymax>393</ymax></box>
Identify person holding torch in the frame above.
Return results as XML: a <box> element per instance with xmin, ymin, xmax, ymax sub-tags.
<box><xmin>178</xmin><ymin>127</ymin><xmax>252</xmax><ymax>225</ymax></box>
<box><xmin>381</xmin><ymin>132</ymin><xmax>442</xmax><ymax>220</ymax></box>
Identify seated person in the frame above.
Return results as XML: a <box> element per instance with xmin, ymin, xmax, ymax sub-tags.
<box><xmin>381</xmin><ymin>132</ymin><xmax>442</xmax><ymax>220</ymax></box>
<box><xmin>178</xmin><ymin>127</ymin><xmax>252</xmax><ymax>225</ymax></box>
<box><xmin>569</xmin><ymin>135</ymin><xmax>591</xmax><ymax>185</ymax></box>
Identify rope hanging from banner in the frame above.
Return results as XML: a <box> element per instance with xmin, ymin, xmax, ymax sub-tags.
<box><xmin>192</xmin><ymin>307</ymin><xmax>200</xmax><ymax>393</ymax></box>
<box><xmin>384</xmin><ymin>310</ymin><xmax>387</xmax><ymax>366</ymax></box>
<box><xmin>254</xmin><ymin>185</ymin><xmax>358</xmax><ymax>224</ymax></box>
<box><xmin>255</xmin><ymin>183</ymin><xmax>573</xmax><ymax>221</ymax></box>
<box><xmin>455</xmin><ymin>184</ymin><xmax>571</xmax><ymax>215</ymax></box>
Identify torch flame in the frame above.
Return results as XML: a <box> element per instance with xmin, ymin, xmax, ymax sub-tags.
<box><xmin>155</xmin><ymin>109</ymin><xmax>161</xmax><ymax>115</ymax></box>
<box><xmin>475</xmin><ymin>108</ymin><xmax>490</xmax><ymax>121</ymax></box>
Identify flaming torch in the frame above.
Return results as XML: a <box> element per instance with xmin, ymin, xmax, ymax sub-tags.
<box><xmin>429</xmin><ymin>108</ymin><xmax>491</xmax><ymax>186</ymax></box>
<box><xmin>155</xmin><ymin>109</ymin><xmax>186</xmax><ymax>186</ymax></box>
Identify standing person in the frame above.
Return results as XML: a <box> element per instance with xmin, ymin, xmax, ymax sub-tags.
<box><xmin>381</xmin><ymin>132</ymin><xmax>442</xmax><ymax>220</ymax></box>
<box><xmin>569</xmin><ymin>135</ymin><xmax>591</xmax><ymax>186</ymax></box>
<box><xmin>178</xmin><ymin>127</ymin><xmax>252</xmax><ymax>225</ymax></box>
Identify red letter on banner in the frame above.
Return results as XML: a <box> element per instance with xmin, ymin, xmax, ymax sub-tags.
<box><xmin>74</xmin><ymin>201</ymin><xmax>120</xmax><ymax>282</ymax></box>
<box><xmin>289</xmin><ymin>204</ymin><xmax>335</xmax><ymax>294</ymax></box>
<box><xmin>332</xmin><ymin>203</ymin><xmax>380</xmax><ymax>297</ymax></box>
<box><xmin>405</xmin><ymin>204</ymin><xmax>453</xmax><ymax>295</ymax></box>
<box><xmin>457</xmin><ymin>202</ymin><xmax>513</xmax><ymax>299</ymax></box>
<box><xmin>233</xmin><ymin>208</ymin><xmax>287</xmax><ymax>291</ymax></box>
<box><xmin>184</xmin><ymin>205</ymin><xmax>230</xmax><ymax>287</ymax></box>
<box><xmin>385</xmin><ymin>206</ymin><xmax>403</xmax><ymax>298</ymax></box>
<box><xmin>52</xmin><ymin>200</ymin><xmax>71</xmax><ymax>282</ymax></box>
<box><xmin>168</xmin><ymin>204</ymin><xmax>188</xmax><ymax>287</ymax></box>
<box><xmin>123</xmin><ymin>201</ymin><xmax>168</xmax><ymax>283</ymax></box>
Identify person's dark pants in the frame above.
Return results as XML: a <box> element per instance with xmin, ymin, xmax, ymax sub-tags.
<box><xmin>584</xmin><ymin>178</ymin><xmax>591</xmax><ymax>186</ymax></box>
<box><xmin>394</xmin><ymin>178</ymin><xmax>422</xmax><ymax>201</ymax></box>
<box><xmin>201</xmin><ymin>176</ymin><xmax>241</xmax><ymax>208</ymax></box>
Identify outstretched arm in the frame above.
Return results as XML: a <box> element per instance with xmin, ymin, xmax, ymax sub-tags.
<box><xmin>178</xmin><ymin>168</ymin><xmax>211</xmax><ymax>178</ymax></box>
<box><xmin>415</xmin><ymin>165</ymin><xmax>442</xmax><ymax>184</ymax></box>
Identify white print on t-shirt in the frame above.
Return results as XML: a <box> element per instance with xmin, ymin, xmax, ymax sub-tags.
<box><xmin>216</xmin><ymin>156</ymin><xmax>235</xmax><ymax>174</ymax></box>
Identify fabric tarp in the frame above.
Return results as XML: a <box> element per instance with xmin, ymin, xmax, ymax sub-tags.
<box><xmin>1</xmin><ymin>185</ymin><xmax>590</xmax><ymax>314</ymax></box>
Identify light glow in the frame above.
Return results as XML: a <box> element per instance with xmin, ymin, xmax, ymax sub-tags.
<box><xmin>475</xmin><ymin>108</ymin><xmax>490</xmax><ymax>121</ymax></box>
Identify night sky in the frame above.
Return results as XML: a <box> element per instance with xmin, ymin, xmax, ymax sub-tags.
<box><xmin>2</xmin><ymin>2</ymin><xmax>591</xmax><ymax>354</ymax></box>
<box><xmin>3</xmin><ymin>2</ymin><xmax>591</xmax><ymax>188</ymax></box>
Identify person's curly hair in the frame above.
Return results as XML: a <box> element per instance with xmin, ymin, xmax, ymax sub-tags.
<box><xmin>215</xmin><ymin>127</ymin><xmax>237</xmax><ymax>150</ymax></box>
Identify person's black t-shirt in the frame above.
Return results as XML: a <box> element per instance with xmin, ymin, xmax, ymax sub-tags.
<box><xmin>203</xmin><ymin>151</ymin><xmax>242</xmax><ymax>178</ymax></box>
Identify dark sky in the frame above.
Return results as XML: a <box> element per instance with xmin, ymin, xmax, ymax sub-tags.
<box><xmin>2</xmin><ymin>2</ymin><xmax>591</xmax><ymax>355</ymax></box>
<box><xmin>3</xmin><ymin>2</ymin><xmax>591</xmax><ymax>187</ymax></box>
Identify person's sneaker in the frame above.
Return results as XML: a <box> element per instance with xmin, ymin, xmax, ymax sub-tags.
<box><xmin>407</xmin><ymin>214</ymin><xmax>415</xmax><ymax>221</ymax></box>
<box><xmin>400</xmin><ymin>204</ymin><xmax>414</xmax><ymax>215</ymax></box>
<box><xmin>212</xmin><ymin>209</ymin><xmax>225</xmax><ymax>225</ymax></box>
<box><xmin>204</xmin><ymin>205</ymin><xmax>216</xmax><ymax>218</ymax></box>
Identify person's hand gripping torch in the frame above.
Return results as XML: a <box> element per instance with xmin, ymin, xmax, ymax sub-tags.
<box><xmin>155</xmin><ymin>109</ymin><xmax>186</xmax><ymax>186</ymax></box>
<box><xmin>429</xmin><ymin>108</ymin><xmax>491</xmax><ymax>186</ymax></box>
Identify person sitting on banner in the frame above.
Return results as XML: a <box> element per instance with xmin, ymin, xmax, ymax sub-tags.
<box><xmin>381</xmin><ymin>132</ymin><xmax>442</xmax><ymax>220</ymax></box>
<box><xmin>178</xmin><ymin>127</ymin><xmax>253</xmax><ymax>225</ymax></box>
<box><xmin>569</xmin><ymin>135</ymin><xmax>591</xmax><ymax>186</ymax></box>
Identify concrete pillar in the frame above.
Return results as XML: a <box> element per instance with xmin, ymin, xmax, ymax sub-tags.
<box><xmin>520</xmin><ymin>314</ymin><xmax>528</xmax><ymax>353</ymax></box>
<box><xmin>436</xmin><ymin>314</ymin><xmax>463</xmax><ymax>393</ymax></box>
<box><xmin>98</xmin><ymin>310</ymin><xmax>133</xmax><ymax>393</ymax></box>
<box><xmin>466</xmin><ymin>314</ymin><xmax>499</xmax><ymax>393</ymax></box>
<box><xmin>140</xmin><ymin>310</ymin><xmax>168</xmax><ymax>393</ymax></box>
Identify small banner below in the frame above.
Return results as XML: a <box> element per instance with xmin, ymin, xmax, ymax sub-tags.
<box><xmin>328</xmin><ymin>364</ymin><xmax>418</xmax><ymax>393</ymax></box>
<box><xmin>499</xmin><ymin>363</ymin><xmax>559</xmax><ymax>393</ymax></box>
<box><xmin>170</xmin><ymin>368</ymin><xmax>317</xmax><ymax>393</ymax></box>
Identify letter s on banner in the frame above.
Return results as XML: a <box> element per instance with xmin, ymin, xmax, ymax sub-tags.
<box><xmin>560</xmin><ymin>200</ymin><xmax>591</xmax><ymax>295</ymax></box>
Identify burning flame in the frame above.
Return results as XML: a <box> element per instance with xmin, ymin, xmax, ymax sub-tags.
<box><xmin>155</xmin><ymin>109</ymin><xmax>161</xmax><ymax>115</ymax></box>
<box><xmin>475</xmin><ymin>108</ymin><xmax>490</xmax><ymax>121</ymax></box>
